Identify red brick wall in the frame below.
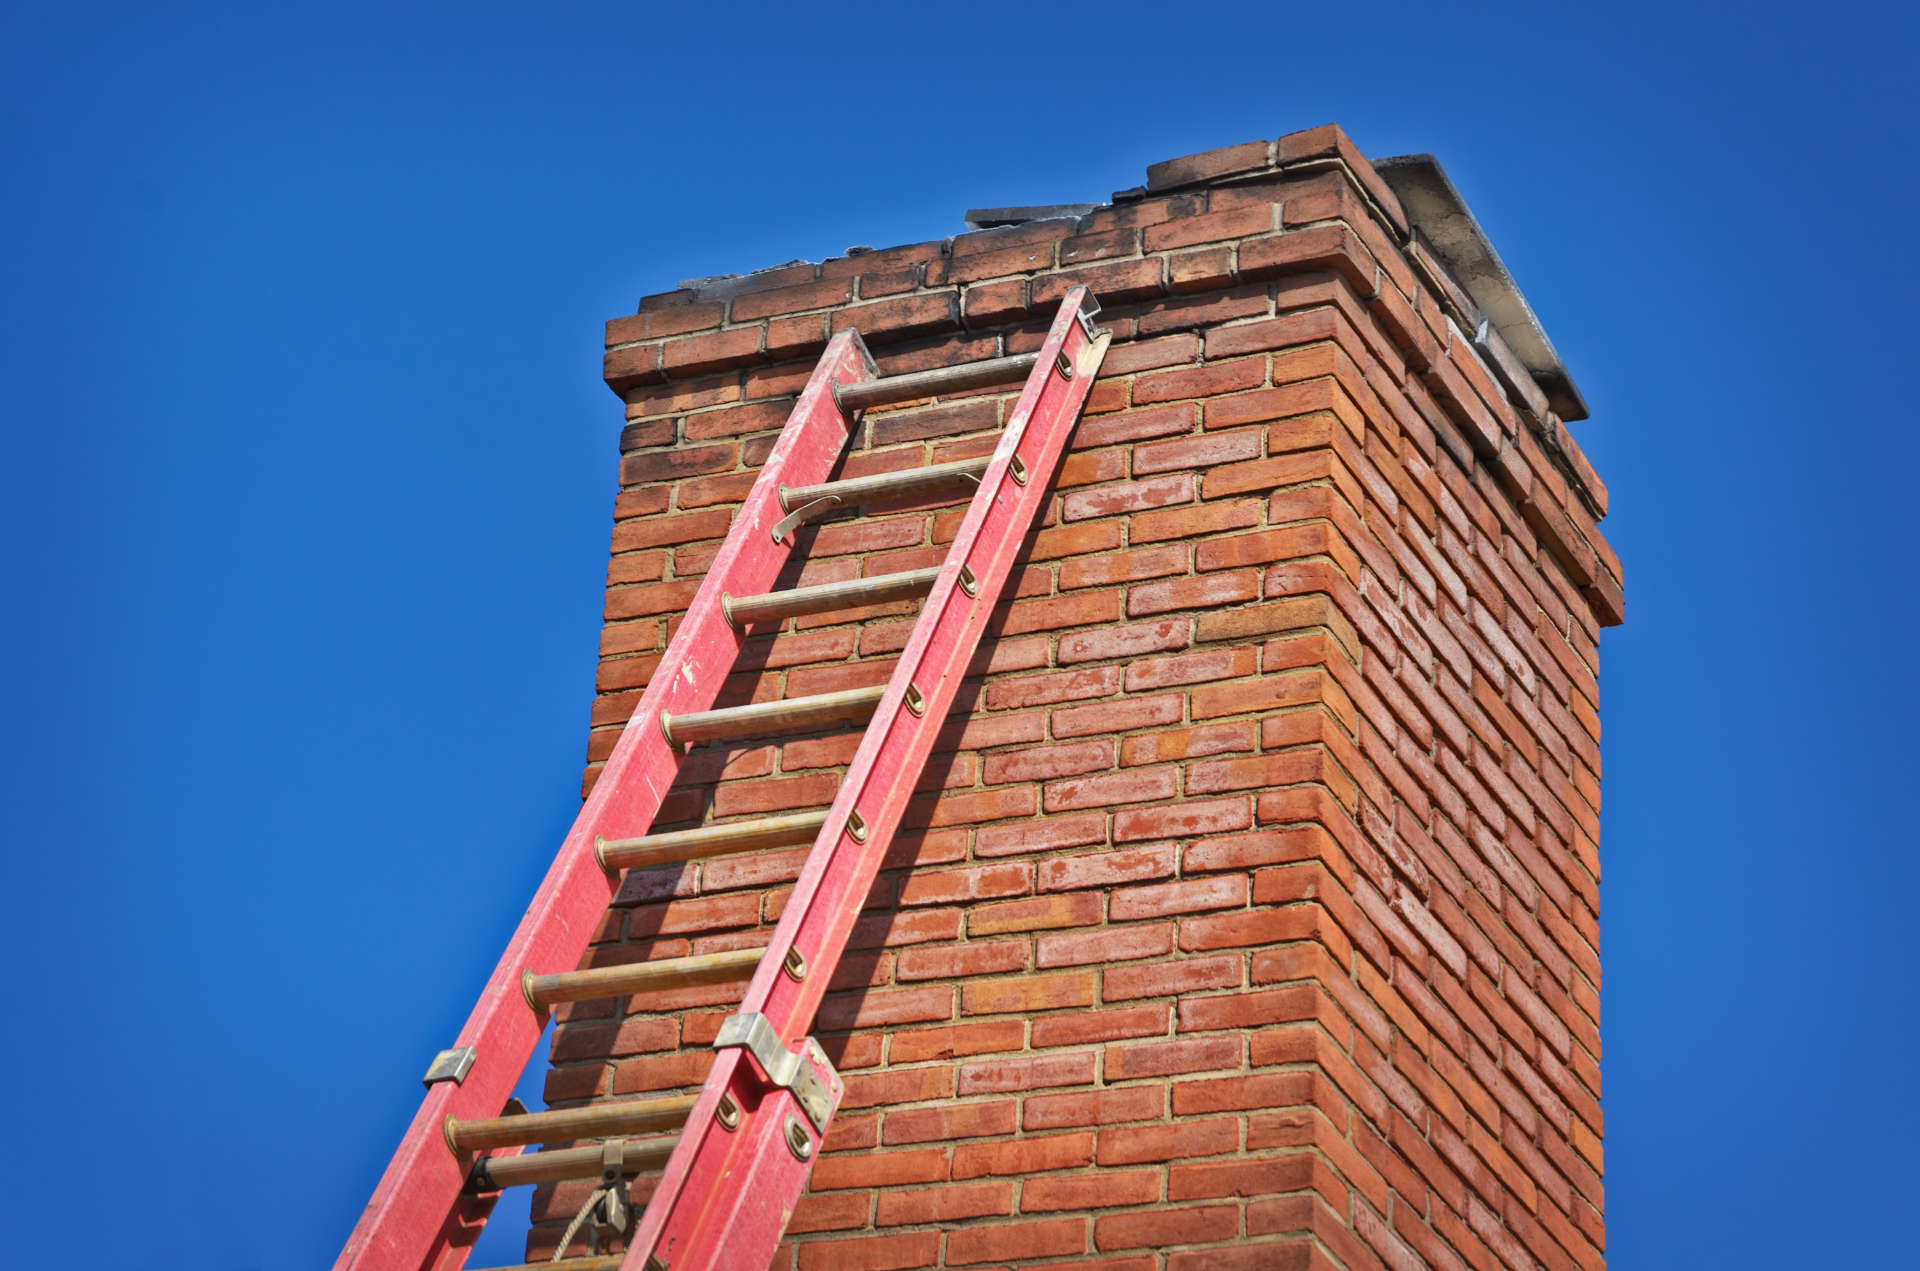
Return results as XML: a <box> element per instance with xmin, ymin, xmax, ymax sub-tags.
<box><xmin>541</xmin><ymin>122</ymin><xmax>1618</xmax><ymax>1271</ymax></box>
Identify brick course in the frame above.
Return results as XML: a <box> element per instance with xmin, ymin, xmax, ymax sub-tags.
<box><xmin>543</xmin><ymin>122</ymin><xmax>1616</xmax><ymax>1270</ymax></box>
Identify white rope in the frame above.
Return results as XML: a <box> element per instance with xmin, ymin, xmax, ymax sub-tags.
<box><xmin>550</xmin><ymin>1184</ymin><xmax>610</xmax><ymax>1263</ymax></box>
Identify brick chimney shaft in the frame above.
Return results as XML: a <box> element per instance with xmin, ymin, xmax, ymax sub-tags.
<box><xmin>547</xmin><ymin>122</ymin><xmax>1617</xmax><ymax>1270</ymax></box>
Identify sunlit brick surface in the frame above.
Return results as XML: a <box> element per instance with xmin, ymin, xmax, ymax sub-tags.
<box><xmin>544</xmin><ymin>123</ymin><xmax>1618</xmax><ymax>1271</ymax></box>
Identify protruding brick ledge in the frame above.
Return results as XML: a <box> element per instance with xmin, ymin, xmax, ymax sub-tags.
<box><xmin>603</xmin><ymin>124</ymin><xmax>1620</xmax><ymax>628</ymax></box>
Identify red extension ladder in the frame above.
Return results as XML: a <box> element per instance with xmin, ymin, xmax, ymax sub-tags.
<box><xmin>337</xmin><ymin>288</ymin><xmax>1109</xmax><ymax>1271</ymax></box>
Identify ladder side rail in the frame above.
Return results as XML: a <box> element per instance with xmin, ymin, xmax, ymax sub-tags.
<box><xmin>623</xmin><ymin>289</ymin><xmax>1109</xmax><ymax>1271</ymax></box>
<box><xmin>336</xmin><ymin>331</ymin><xmax>879</xmax><ymax>1271</ymax></box>
<box><xmin>747</xmin><ymin>292</ymin><xmax>1106</xmax><ymax>1055</ymax></box>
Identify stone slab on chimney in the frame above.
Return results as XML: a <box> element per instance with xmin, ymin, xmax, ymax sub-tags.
<box><xmin>547</xmin><ymin>122</ymin><xmax>1617</xmax><ymax>1271</ymax></box>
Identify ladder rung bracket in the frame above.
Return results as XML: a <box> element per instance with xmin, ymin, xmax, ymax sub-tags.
<box><xmin>723</xmin><ymin>565</ymin><xmax>941</xmax><ymax>628</ymax></box>
<box><xmin>711</xmin><ymin>1011</ymin><xmax>840</xmax><ymax>1133</ymax></box>
<box><xmin>624</xmin><ymin>289</ymin><xmax>1109</xmax><ymax>1271</ymax></box>
<box><xmin>334</xmin><ymin>331</ymin><xmax>881</xmax><ymax>1271</ymax></box>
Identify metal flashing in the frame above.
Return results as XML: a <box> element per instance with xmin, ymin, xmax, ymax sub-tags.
<box><xmin>963</xmin><ymin>204</ymin><xmax>1101</xmax><ymax>229</ymax></box>
<box><xmin>1373</xmin><ymin>154</ymin><xmax>1589</xmax><ymax>421</ymax></box>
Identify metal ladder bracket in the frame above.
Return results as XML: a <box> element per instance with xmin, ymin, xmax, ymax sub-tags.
<box><xmin>1075</xmin><ymin>295</ymin><xmax>1102</xmax><ymax>341</ymax></box>
<box><xmin>712</xmin><ymin>1011</ymin><xmax>840</xmax><ymax>1134</ymax></box>
<box><xmin>770</xmin><ymin>494</ymin><xmax>841</xmax><ymax>544</ymax></box>
<box><xmin>422</xmin><ymin>1046</ymin><xmax>476</xmax><ymax>1088</ymax></box>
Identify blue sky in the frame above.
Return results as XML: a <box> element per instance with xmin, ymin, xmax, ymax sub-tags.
<box><xmin>3</xmin><ymin>2</ymin><xmax>1915</xmax><ymax>1266</ymax></box>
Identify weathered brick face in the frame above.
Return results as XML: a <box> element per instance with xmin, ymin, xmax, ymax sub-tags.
<box><xmin>543</xmin><ymin>123</ymin><xmax>1617</xmax><ymax>1270</ymax></box>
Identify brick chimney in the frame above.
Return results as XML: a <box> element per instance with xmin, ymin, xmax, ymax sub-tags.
<box><xmin>549</xmin><ymin>122</ymin><xmax>1617</xmax><ymax>1270</ymax></box>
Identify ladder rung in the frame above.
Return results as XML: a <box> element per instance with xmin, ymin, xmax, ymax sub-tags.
<box><xmin>780</xmin><ymin>456</ymin><xmax>989</xmax><ymax>515</ymax></box>
<box><xmin>597</xmin><ymin>810</ymin><xmax>828</xmax><ymax>871</ymax></box>
<box><xmin>833</xmin><ymin>351</ymin><xmax>1039</xmax><ymax>413</ymax></box>
<box><xmin>661</xmin><ymin>684</ymin><xmax>884</xmax><ymax>746</ymax></box>
<box><xmin>472</xmin><ymin>1135</ymin><xmax>677</xmax><ymax>1190</ymax></box>
<box><xmin>524</xmin><ymin>947</ymin><xmax>762</xmax><ymax>1010</ymax></box>
<box><xmin>470</xmin><ymin>1259</ymin><xmax>623</xmax><ymax>1271</ymax></box>
<box><xmin>724</xmin><ymin>566</ymin><xmax>941</xmax><ymax>629</ymax></box>
<box><xmin>445</xmin><ymin>1094</ymin><xmax>696</xmax><ymax>1154</ymax></box>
